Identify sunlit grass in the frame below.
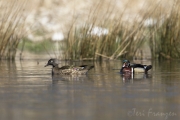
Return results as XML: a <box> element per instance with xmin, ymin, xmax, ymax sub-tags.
<box><xmin>2</xmin><ymin>0</ymin><xmax>180</xmax><ymax>61</ymax></box>
<box><xmin>60</xmin><ymin>1</ymin><xmax>180</xmax><ymax>60</ymax></box>
<box><xmin>62</xmin><ymin>2</ymin><xmax>147</xmax><ymax>60</ymax></box>
<box><xmin>148</xmin><ymin>0</ymin><xmax>180</xmax><ymax>60</ymax></box>
<box><xmin>0</xmin><ymin>0</ymin><xmax>27</xmax><ymax>60</ymax></box>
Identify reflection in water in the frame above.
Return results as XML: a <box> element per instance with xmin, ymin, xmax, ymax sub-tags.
<box><xmin>51</xmin><ymin>74</ymin><xmax>94</xmax><ymax>84</ymax></box>
<box><xmin>0</xmin><ymin>60</ymin><xmax>179</xmax><ymax>120</ymax></box>
<box><xmin>52</xmin><ymin>74</ymin><xmax>89</xmax><ymax>81</ymax></box>
<box><xmin>121</xmin><ymin>73</ymin><xmax>151</xmax><ymax>81</ymax></box>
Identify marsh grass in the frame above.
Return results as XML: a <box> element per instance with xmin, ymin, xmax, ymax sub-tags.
<box><xmin>148</xmin><ymin>1</ymin><xmax>180</xmax><ymax>59</ymax></box>
<box><xmin>0</xmin><ymin>0</ymin><xmax>27</xmax><ymax>60</ymax></box>
<box><xmin>61</xmin><ymin>1</ymin><xmax>180</xmax><ymax>60</ymax></box>
<box><xmin>63</xmin><ymin>1</ymin><xmax>149</xmax><ymax>60</ymax></box>
<box><xmin>1</xmin><ymin>1</ymin><xmax>179</xmax><ymax>60</ymax></box>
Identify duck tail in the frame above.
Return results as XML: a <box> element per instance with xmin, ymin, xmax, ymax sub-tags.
<box><xmin>144</xmin><ymin>65</ymin><xmax>152</xmax><ymax>72</ymax></box>
<box><xmin>87</xmin><ymin>66</ymin><xmax>94</xmax><ymax>70</ymax></box>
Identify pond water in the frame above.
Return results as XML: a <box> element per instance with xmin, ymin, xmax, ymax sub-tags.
<box><xmin>0</xmin><ymin>59</ymin><xmax>179</xmax><ymax>120</ymax></box>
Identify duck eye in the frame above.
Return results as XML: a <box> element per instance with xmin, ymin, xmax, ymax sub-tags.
<box><xmin>49</xmin><ymin>60</ymin><xmax>53</xmax><ymax>63</ymax></box>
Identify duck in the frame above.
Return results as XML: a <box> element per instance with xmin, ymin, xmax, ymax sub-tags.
<box><xmin>45</xmin><ymin>58</ymin><xmax>94</xmax><ymax>75</ymax></box>
<box><xmin>120</xmin><ymin>60</ymin><xmax>152</xmax><ymax>74</ymax></box>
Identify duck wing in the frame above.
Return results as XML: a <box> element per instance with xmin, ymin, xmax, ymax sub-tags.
<box><xmin>78</xmin><ymin>65</ymin><xmax>94</xmax><ymax>70</ymax></box>
<box><xmin>131</xmin><ymin>64</ymin><xmax>152</xmax><ymax>71</ymax></box>
<box><xmin>59</xmin><ymin>65</ymin><xmax>71</xmax><ymax>69</ymax></box>
<box><xmin>56</xmin><ymin>65</ymin><xmax>94</xmax><ymax>75</ymax></box>
<box><xmin>131</xmin><ymin>64</ymin><xmax>145</xmax><ymax>68</ymax></box>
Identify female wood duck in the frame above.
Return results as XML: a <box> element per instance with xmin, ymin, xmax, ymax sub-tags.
<box><xmin>45</xmin><ymin>59</ymin><xmax>94</xmax><ymax>75</ymax></box>
<box><xmin>120</xmin><ymin>60</ymin><xmax>152</xmax><ymax>74</ymax></box>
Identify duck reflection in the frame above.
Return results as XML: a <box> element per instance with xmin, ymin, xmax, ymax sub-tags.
<box><xmin>51</xmin><ymin>74</ymin><xmax>92</xmax><ymax>84</ymax></box>
<box><xmin>121</xmin><ymin>73</ymin><xmax>150</xmax><ymax>81</ymax></box>
<box><xmin>52</xmin><ymin>74</ymin><xmax>86</xmax><ymax>81</ymax></box>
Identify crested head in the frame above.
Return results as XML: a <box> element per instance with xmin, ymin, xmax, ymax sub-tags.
<box><xmin>123</xmin><ymin>60</ymin><xmax>130</xmax><ymax>63</ymax></box>
<box><xmin>122</xmin><ymin>60</ymin><xmax>130</xmax><ymax>67</ymax></box>
<box><xmin>45</xmin><ymin>58</ymin><xmax>58</xmax><ymax>67</ymax></box>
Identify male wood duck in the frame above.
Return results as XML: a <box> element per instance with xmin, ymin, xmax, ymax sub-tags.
<box><xmin>45</xmin><ymin>59</ymin><xmax>94</xmax><ymax>75</ymax></box>
<box><xmin>120</xmin><ymin>60</ymin><xmax>152</xmax><ymax>74</ymax></box>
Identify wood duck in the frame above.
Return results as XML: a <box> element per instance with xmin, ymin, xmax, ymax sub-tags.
<box><xmin>45</xmin><ymin>59</ymin><xmax>94</xmax><ymax>75</ymax></box>
<box><xmin>120</xmin><ymin>60</ymin><xmax>152</xmax><ymax>74</ymax></box>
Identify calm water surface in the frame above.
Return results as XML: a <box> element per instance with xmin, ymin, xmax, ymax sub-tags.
<box><xmin>0</xmin><ymin>59</ymin><xmax>179</xmax><ymax>120</ymax></box>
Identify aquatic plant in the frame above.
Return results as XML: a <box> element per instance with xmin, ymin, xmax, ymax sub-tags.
<box><xmin>62</xmin><ymin>0</ymin><xmax>180</xmax><ymax>60</ymax></box>
<box><xmin>0</xmin><ymin>0</ymin><xmax>27</xmax><ymax>60</ymax></box>
<box><xmin>148</xmin><ymin>0</ymin><xmax>180</xmax><ymax>60</ymax></box>
<box><xmin>11</xmin><ymin>0</ymin><xmax>176</xmax><ymax>61</ymax></box>
<box><xmin>63</xmin><ymin>1</ymin><xmax>147</xmax><ymax>60</ymax></box>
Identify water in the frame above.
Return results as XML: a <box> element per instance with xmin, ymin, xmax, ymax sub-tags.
<box><xmin>0</xmin><ymin>59</ymin><xmax>179</xmax><ymax>120</ymax></box>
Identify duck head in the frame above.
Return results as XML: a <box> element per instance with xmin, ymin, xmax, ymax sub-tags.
<box><xmin>122</xmin><ymin>60</ymin><xmax>130</xmax><ymax>67</ymax></box>
<box><xmin>45</xmin><ymin>58</ymin><xmax>58</xmax><ymax>67</ymax></box>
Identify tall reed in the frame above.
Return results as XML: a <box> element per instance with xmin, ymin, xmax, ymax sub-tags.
<box><xmin>63</xmin><ymin>1</ymin><xmax>147</xmax><ymax>60</ymax></box>
<box><xmin>55</xmin><ymin>1</ymin><xmax>180</xmax><ymax>60</ymax></box>
<box><xmin>0</xmin><ymin>0</ymin><xmax>27</xmax><ymax>60</ymax></box>
<box><xmin>149</xmin><ymin>1</ymin><xmax>180</xmax><ymax>60</ymax></box>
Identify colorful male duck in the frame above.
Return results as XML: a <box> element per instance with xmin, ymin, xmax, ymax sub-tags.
<box><xmin>120</xmin><ymin>60</ymin><xmax>152</xmax><ymax>74</ymax></box>
<box><xmin>45</xmin><ymin>59</ymin><xmax>94</xmax><ymax>75</ymax></box>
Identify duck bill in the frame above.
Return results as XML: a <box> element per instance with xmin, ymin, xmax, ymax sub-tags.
<box><xmin>44</xmin><ymin>64</ymin><xmax>49</xmax><ymax>67</ymax></box>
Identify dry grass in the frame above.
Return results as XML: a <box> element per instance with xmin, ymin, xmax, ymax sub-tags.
<box><xmin>148</xmin><ymin>1</ymin><xmax>180</xmax><ymax>59</ymax></box>
<box><xmin>61</xmin><ymin>1</ymin><xmax>151</xmax><ymax>60</ymax></box>
<box><xmin>0</xmin><ymin>0</ymin><xmax>27</xmax><ymax>60</ymax></box>
<box><xmin>59</xmin><ymin>0</ymin><xmax>180</xmax><ymax>60</ymax></box>
<box><xmin>1</xmin><ymin>0</ymin><xmax>179</xmax><ymax>60</ymax></box>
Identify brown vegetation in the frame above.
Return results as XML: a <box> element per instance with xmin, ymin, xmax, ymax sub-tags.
<box><xmin>1</xmin><ymin>0</ymin><xmax>180</xmax><ymax>60</ymax></box>
<box><xmin>62</xmin><ymin>0</ymin><xmax>180</xmax><ymax>60</ymax></box>
<box><xmin>0</xmin><ymin>0</ymin><xmax>27</xmax><ymax>60</ymax></box>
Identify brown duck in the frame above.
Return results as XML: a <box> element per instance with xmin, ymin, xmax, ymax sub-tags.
<box><xmin>45</xmin><ymin>59</ymin><xmax>94</xmax><ymax>75</ymax></box>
